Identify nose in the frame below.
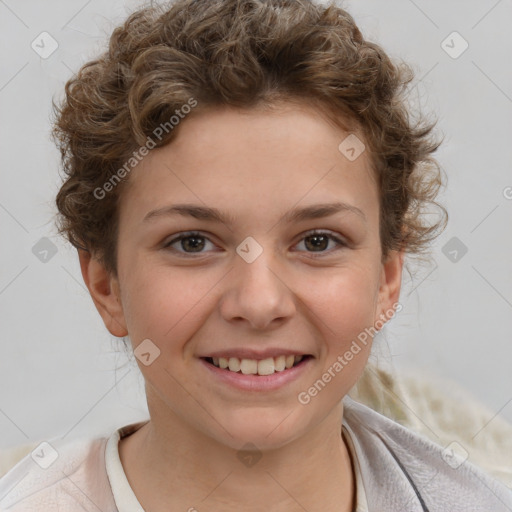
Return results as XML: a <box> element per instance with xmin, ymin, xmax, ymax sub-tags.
<box><xmin>218</xmin><ymin>248</ymin><xmax>296</xmax><ymax>331</ymax></box>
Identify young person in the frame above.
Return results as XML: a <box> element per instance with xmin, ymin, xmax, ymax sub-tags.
<box><xmin>1</xmin><ymin>0</ymin><xmax>511</xmax><ymax>510</ymax></box>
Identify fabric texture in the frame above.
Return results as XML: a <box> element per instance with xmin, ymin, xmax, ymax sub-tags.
<box><xmin>1</xmin><ymin>395</ymin><xmax>511</xmax><ymax>511</ymax></box>
<box><xmin>342</xmin><ymin>395</ymin><xmax>512</xmax><ymax>511</ymax></box>
<box><xmin>0</xmin><ymin>435</ymin><xmax>117</xmax><ymax>511</ymax></box>
<box><xmin>347</xmin><ymin>363</ymin><xmax>512</xmax><ymax>488</ymax></box>
<box><xmin>104</xmin><ymin>421</ymin><xmax>147</xmax><ymax>512</ymax></box>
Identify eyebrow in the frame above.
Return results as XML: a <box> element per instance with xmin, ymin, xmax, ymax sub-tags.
<box><xmin>143</xmin><ymin>202</ymin><xmax>366</xmax><ymax>226</ymax></box>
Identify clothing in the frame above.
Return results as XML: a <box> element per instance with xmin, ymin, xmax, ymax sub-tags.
<box><xmin>1</xmin><ymin>396</ymin><xmax>511</xmax><ymax>511</ymax></box>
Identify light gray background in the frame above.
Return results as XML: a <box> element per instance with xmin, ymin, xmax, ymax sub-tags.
<box><xmin>0</xmin><ymin>0</ymin><xmax>511</xmax><ymax>450</ymax></box>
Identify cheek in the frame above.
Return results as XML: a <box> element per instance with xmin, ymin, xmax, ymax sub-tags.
<box><xmin>306</xmin><ymin>266</ymin><xmax>380</xmax><ymax>348</ymax></box>
<box><xmin>120</xmin><ymin>263</ymin><xmax>219</xmax><ymax>349</ymax></box>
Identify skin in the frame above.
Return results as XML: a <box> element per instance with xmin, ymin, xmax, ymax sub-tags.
<box><xmin>79</xmin><ymin>102</ymin><xmax>403</xmax><ymax>512</ymax></box>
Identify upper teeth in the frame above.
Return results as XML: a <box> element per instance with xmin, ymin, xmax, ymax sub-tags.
<box><xmin>210</xmin><ymin>355</ymin><xmax>304</xmax><ymax>375</ymax></box>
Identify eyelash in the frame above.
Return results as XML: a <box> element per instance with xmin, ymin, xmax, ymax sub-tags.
<box><xmin>162</xmin><ymin>230</ymin><xmax>347</xmax><ymax>258</ymax></box>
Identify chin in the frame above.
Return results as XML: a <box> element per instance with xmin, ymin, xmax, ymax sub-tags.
<box><xmin>207</xmin><ymin>407</ymin><xmax>309</xmax><ymax>452</ymax></box>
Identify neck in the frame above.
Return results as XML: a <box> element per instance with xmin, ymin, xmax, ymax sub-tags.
<box><xmin>119</xmin><ymin>393</ymin><xmax>355</xmax><ymax>512</ymax></box>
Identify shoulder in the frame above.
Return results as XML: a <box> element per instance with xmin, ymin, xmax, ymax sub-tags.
<box><xmin>0</xmin><ymin>433</ymin><xmax>116</xmax><ymax>511</ymax></box>
<box><xmin>343</xmin><ymin>396</ymin><xmax>512</xmax><ymax>512</ymax></box>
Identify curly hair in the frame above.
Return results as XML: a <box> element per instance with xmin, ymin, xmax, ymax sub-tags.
<box><xmin>53</xmin><ymin>0</ymin><xmax>447</xmax><ymax>278</ymax></box>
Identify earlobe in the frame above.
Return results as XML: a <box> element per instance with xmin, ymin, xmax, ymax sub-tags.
<box><xmin>78</xmin><ymin>249</ymin><xmax>128</xmax><ymax>337</ymax></box>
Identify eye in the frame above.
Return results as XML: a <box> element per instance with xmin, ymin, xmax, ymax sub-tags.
<box><xmin>163</xmin><ymin>231</ymin><xmax>216</xmax><ymax>256</ymax></box>
<box><xmin>293</xmin><ymin>230</ymin><xmax>347</xmax><ymax>256</ymax></box>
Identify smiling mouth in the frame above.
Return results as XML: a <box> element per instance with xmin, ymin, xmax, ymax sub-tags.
<box><xmin>202</xmin><ymin>355</ymin><xmax>312</xmax><ymax>376</ymax></box>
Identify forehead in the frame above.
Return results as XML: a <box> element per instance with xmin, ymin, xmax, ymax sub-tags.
<box><xmin>119</xmin><ymin>103</ymin><xmax>378</xmax><ymax>226</ymax></box>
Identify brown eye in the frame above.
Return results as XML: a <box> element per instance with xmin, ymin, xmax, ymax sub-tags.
<box><xmin>304</xmin><ymin>233</ymin><xmax>329</xmax><ymax>251</ymax></box>
<box><xmin>295</xmin><ymin>230</ymin><xmax>347</xmax><ymax>255</ymax></box>
<box><xmin>179</xmin><ymin>235</ymin><xmax>206</xmax><ymax>252</ymax></box>
<box><xmin>164</xmin><ymin>232</ymin><xmax>214</xmax><ymax>255</ymax></box>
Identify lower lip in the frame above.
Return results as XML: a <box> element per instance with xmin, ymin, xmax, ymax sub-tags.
<box><xmin>200</xmin><ymin>357</ymin><xmax>313</xmax><ymax>391</ymax></box>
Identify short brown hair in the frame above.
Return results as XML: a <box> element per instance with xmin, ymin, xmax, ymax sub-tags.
<box><xmin>53</xmin><ymin>0</ymin><xmax>447</xmax><ymax>278</ymax></box>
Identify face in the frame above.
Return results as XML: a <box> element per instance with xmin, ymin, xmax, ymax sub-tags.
<box><xmin>87</xmin><ymin>102</ymin><xmax>402</xmax><ymax>451</ymax></box>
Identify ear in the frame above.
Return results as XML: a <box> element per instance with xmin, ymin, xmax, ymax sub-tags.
<box><xmin>375</xmin><ymin>249</ymin><xmax>404</xmax><ymax>324</ymax></box>
<box><xmin>78</xmin><ymin>249</ymin><xmax>128</xmax><ymax>337</ymax></box>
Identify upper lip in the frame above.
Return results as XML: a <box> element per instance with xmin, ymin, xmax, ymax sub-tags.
<box><xmin>200</xmin><ymin>348</ymin><xmax>312</xmax><ymax>360</ymax></box>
